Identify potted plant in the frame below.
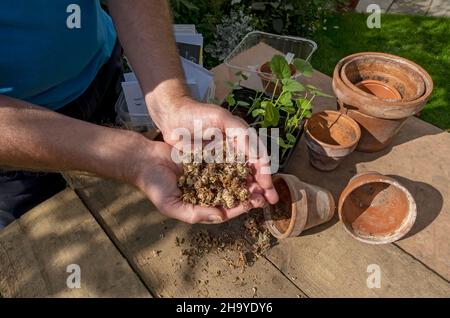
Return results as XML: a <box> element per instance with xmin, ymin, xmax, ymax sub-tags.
<box><xmin>221</xmin><ymin>54</ymin><xmax>332</xmax><ymax>169</ymax></box>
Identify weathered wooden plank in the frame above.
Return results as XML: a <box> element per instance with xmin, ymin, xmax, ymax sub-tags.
<box><xmin>266</xmin><ymin>76</ymin><xmax>450</xmax><ymax>295</ymax></box>
<box><xmin>0</xmin><ymin>189</ymin><xmax>151</xmax><ymax>298</ymax></box>
<box><xmin>75</xmin><ymin>178</ymin><xmax>305</xmax><ymax>298</ymax></box>
<box><xmin>211</xmin><ymin>48</ymin><xmax>450</xmax><ymax>296</ymax></box>
<box><xmin>253</xmin><ymin>117</ymin><xmax>450</xmax><ymax>296</ymax></box>
<box><xmin>213</xmin><ymin>48</ymin><xmax>450</xmax><ymax>282</ymax></box>
<box><xmin>292</xmin><ymin>70</ymin><xmax>450</xmax><ymax>282</ymax></box>
<box><xmin>265</xmin><ymin>221</ymin><xmax>450</xmax><ymax>297</ymax></box>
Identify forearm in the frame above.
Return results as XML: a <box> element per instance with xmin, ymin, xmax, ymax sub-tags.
<box><xmin>108</xmin><ymin>0</ymin><xmax>189</xmax><ymax>131</ymax></box>
<box><xmin>0</xmin><ymin>95</ymin><xmax>152</xmax><ymax>184</ymax></box>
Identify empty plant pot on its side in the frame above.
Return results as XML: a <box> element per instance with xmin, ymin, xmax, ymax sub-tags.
<box><xmin>338</xmin><ymin>172</ymin><xmax>416</xmax><ymax>244</ymax></box>
<box><xmin>258</xmin><ymin>61</ymin><xmax>297</xmax><ymax>96</ymax></box>
<box><xmin>337</xmin><ymin>101</ymin><xmax>408</xmax><ymax>152</ymax></box>
<box><xmin>264</xmin><ymin>174</ymin><xmax>335</xmax><ymax>239</ymax></box>
<box><xmin>305</xmin><ymin>110</ymin><xmax>361</xmax><ymax>171</ymax></box>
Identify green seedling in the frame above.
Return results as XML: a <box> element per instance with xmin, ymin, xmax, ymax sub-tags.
<box><xmin>224</xmin><ymin>54</ymin><xmax>331</xmax><ymax>161</ymax></box>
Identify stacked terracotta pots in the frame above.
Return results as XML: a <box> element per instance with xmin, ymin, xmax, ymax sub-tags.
<box><xmin>332</xmin><ymin>52</ymin><xmax>433</xmax><ymax>152</ymax></box>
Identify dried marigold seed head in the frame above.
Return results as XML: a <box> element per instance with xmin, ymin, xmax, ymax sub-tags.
<box><xmin>177</xmin><ymin>144</ymin><xmax>250</xmax><ymax>209</ymax></box>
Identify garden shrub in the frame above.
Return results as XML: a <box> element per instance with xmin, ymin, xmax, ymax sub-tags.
<box><xmin>170</xmin><ymin>0</ymin><xmax>348</xmax><ymax>68</ymax></box>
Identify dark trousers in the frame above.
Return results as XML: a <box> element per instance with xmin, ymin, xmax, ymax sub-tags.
<box><xmin>0</xmin><ymin>41</ymin><xmax>123</xmax><ymax>229</ymax></box>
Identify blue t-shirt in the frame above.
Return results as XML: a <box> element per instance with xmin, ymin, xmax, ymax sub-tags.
<box><xmin>0</xmin><ymin>0</ymin><xmax>117</xmax><ymax>110</ymax></box>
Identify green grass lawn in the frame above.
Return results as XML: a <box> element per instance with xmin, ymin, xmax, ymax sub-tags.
<box><xmin>310</xmin><ymin>12</ymin><xmax>450</xmax><ymax>130</ymax></box>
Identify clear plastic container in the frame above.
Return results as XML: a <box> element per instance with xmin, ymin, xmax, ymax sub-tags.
<box><xmin>224</xmin><ymin>31</ymin><xmax>317</xmax><ymax>90</ymax></box>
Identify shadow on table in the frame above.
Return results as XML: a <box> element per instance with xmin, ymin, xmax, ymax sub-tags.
<box><xmin>69</xmin><ymin>177</ymin><xmax>179</xmax><ymax>295</ymax></box>
<box><xmin>387</xmin><ymin>174</ymin><xmax>443</xmax><ymax>240</ymax></box>
<box><xmin>71</xmin><ymin>177</ymin><xmax>270</xmax><ymax>297</ymax></box>
<box><xmin>0</xmin><ymin>190</ymin><xmax>154</xmax><ymax>297</ymax></box>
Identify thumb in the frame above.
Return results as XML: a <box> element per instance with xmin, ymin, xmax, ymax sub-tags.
<box><xmin>168</xmin><ymin>201</ymin><xmax>226</xmax><ymax>224</ymax></box>
<box><xmin>190</xmin><ymin>205</ymin><xmax>226</xmax><ymax>224</ymax></box>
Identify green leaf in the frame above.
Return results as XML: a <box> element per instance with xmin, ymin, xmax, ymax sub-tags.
<box><xmin>278</xmin><ymin>92</ymin><xmax>293</xmax><ymax>106</ymax></box>
<box><xmin>226</xmin><ymin>80</ymin><xmax>241</xmax><ymax>91</ymax></box>
<box><xmin>287</xmin><ymin>115</ymin><xmax>299</xmax><ymax>127</ymax></box>
<box><xmin>264</xmin><ymin>101</ymin><xmax>280</xmax><ymax>127</ymax></box>
<box><xmin>261</xmin><ymin>100</ymin><xmax>271</xmax><ymax>109</ymax></box>
<box><xmin>264</xmin><ymin>102</ymin><xmax>274</xmax><ymax>122</ymax></box>
<box><xmin>281</xmin><ymin>79</ymin><xmax>305</xmax><ymax>92</ymax></box>
<box><xmin>235</xmin><ymin>71</ymin><xmax>249</xmax><ymax>81</ymax></box>
<box><xmin>286</xmin><ymin>133</ymin><xmax>296</xmax><ymax>143</ymax></box>
<box><xmin>293</xmin><ymin>58</ymin><xmax>313</xmax><ymax>77</ymax></box>
<box><xmin>269</xmin><ymin>55</ymin><xmax>291</xmax><ymax>80</ymax></box>
<box><xmin>226</xmin><ymin>94</ymin><xmax>235</xmax><ymax>107</ymax></box>
<box><xmin>277</xmin><ymin>137</ymin><xmax>293</xmax><ymax>149</ymax></box>
<box><xmin>252</xmin><ymin>108</ymin><xmax>265</xmax><ymax>117</ymax></box>
<box><xmin>296</xmin><ymin>98</ymin><xmax>312</xmax><ymax>110</ymax></box>
<box><xmin>179</xmin><ymin>0</ymin><xmax>199</xmax><ymax>10</ymax></box>
<box><xmin>247</xmin><ymin>99</ymin><xmax>261</xmax><ymax>115</ymax></box>
<box><xmin>306</xmin><ymin>84</ymin><xmax>333</xmax><ymax>98</ymax></box>
<box><xmin>237</xmin><ymin>101</ymin><xmax>250</xmax><ymax>107</ymax></box>
<box><xmin>281</xmin><ymin>106</ymin><xmax>295</xmax><ymax>114</ymax></box>
<box><xmin>313</xmin><ymin>90</ymin><xmax>334</xmax><ymax>98</ymax></box>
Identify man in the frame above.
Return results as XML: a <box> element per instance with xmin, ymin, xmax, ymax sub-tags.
<box><xmin>0</xmin><ymin>1</ymin><xmax>278</xmax><ymax>229</ymax></box>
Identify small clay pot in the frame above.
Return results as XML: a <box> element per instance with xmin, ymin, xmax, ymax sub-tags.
<box><xmin>264</xmin><ymin>174</ymin><xmax>335</xmax><ymax>239</ymax></box>
<box><xmin>338</xmin><ymin>172</ymin><xmax>416</xmax><ymax>244</ymax></box>
<box><xmin>337</xmin><ymin>100</ymin><xmax>408</xmax><ymax>152</ymax></box>
<box><xmin>355</xmin><ymin>80</ymin><xmax>402</xmax><ymax>100</ymax></box>
<box><xmin>257</xmin><ymin>61</ymin><xmax>297</xmax><ymax>96</ymax></box>
<box><xmin>304</xmin><ymin>110</ymin><xmax>361</xmax><ymax>171</ymax></box>
<box><xmin>332</xmin><ymin>52</ymin><xmax>433</xmax><ymax>119</ymax></box>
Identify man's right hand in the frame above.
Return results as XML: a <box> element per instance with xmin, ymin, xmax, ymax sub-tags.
<box><xmin>129</xmin><ymin>140</ymin><xmax>268</xmax><ymax>224</ymax></box>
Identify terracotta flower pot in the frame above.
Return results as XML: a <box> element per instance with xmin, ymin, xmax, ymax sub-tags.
<box><xmin>264</xmin><ymin>174</ymin><xmax>335</xmax><ymax>239</ymax></box>
<box><xmin>338</xmin><ymin>172</ymin><xmax>416</xmax><ymax>244</ymax></box>
<box><xmin>257</xmin><ymin>61</ymin><xmax>297</xmax><ymax>96</ymax></box>
<box><xmin>337</xmin><ymin>100</ymin><xmax>408</xmax><ymax>152</ymax></box>
<box><xmin>332</xmin><ymin>52</ymin><xmax>433</xmax><ymax>119</ymax></box>
<box><xmin>355</xmin><ymin>80</ymin><xmax>402</xmax><ymax>100</ymax></box>
<box><xmin>332</xmin><ymin>52</ymin><xmax>433</xmax><ymax>152</ymax></box>
<box><xmin>304</xmin><ymin>110</ymin><xmax>361</xmax><ymax>171</ymax></box>
<box><xmin>341</xmin><ymin>54</ymin><xmax>426</xmax><ymax>102</ymax></box>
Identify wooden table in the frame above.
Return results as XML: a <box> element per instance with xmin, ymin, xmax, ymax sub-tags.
<box><xmin>1</xmin><ymin>45</ymin><xmax>449</xmax><ymax>298</ymax></box>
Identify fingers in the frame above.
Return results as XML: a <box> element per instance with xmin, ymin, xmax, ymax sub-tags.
<box><xmin>221</xmin><ymin>202</ymin><xmax>251</xmax><ymax>220</ymax></box>
<box><xmin>164</xmin><ymin>199</ymin><xmax>227</xmax><ymax>224</ymax></box>
<box><xmin>221</xmin><ymin>184</ymin><xmax>267</xmax><ymax>220</ymax></box>
<box><xmin>163</xmin><ymin>187</ymin><xmax>267</xmax><ymax>225</ymax></box>
<box><xmin>223</xmin><ymin>112</ymin><xmax>250</xmax><ymax>130</ymax></box>
<box><xmin>254</xmin><ymin>159</ymin><xmax>279</xmax><ymax>205</ymax></box>
<box><xmin>191</xmin><ymin>205</ymin><xmax>226</xmax><ymax>224</ymax></box>
<box><xmin>222</xmin><ymin>119</ymin><xmax>279</xmax><ymax>206</ymax></box>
